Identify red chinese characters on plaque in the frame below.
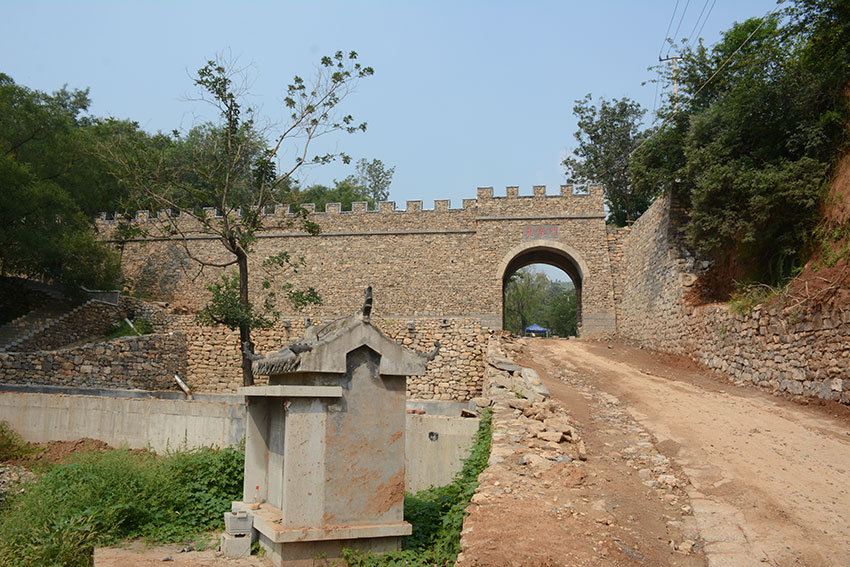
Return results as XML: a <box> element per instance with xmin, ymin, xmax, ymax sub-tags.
<box><xmin>522</xmin><ymin>225</ymin><xmax>560</xmax><ymax>240</ymax></box>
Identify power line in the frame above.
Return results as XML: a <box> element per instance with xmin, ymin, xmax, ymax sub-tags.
<box><xmin>694</xmin><ymin>0</ymin><xmax>718</xmax><ymax>43</ymax></box>
<box><xmin>685</xmin><ymin>0</ymin><xmax>713</xmax><ymax>47</ymax></box>
<box><xmin>658</xmin><ymin>0</ymin><xmax>681</xmax><ymax>58</ymax></box>
<box><xmin>632</xmin><ymin>0</ymin><xmax>787</xmax><ymax>158</ymax></box>
<box><xmin>666</xmin><ymin>0</ymin><xmax>692</xmax><ymax>57</ymax></box>
<box><xmin>690</xmin><ymin>4</ymin><xmax>783</xmax><ymax>100</ymax></box>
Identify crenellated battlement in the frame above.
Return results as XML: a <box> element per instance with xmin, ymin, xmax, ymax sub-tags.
<box><xmin>96</xmin><ymin>184</ymin><xmax>604</xmax><ymax>228</ymax></box>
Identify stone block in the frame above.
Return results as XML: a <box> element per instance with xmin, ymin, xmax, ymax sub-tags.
<box><xmin>223</xmin><ymin>510</ymin><xmax>253</xmax><ymax>536</ymax></box>
<box><xmin>220</xmin><ymin>532</ymin><xmax>251</xmax><ymax>558</ymax></box>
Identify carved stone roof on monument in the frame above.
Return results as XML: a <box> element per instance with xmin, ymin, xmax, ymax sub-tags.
<box><xmin>247</xmin><ymin>287</ymin><xmax>438</xmax><ymax>377</ymax></box>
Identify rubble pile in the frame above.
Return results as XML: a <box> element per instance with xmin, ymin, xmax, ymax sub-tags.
<box><xmin>0</xmin><ymin>464</ymin><xmax>34</xmax><ymax>505</ymax></box>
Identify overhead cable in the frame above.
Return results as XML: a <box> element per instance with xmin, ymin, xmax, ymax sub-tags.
<box><xmin>685</xmin><ymin>0</ymin><xmax>713</xmax><ymax>48</ymax></box>
<box><xmin>658</xmin><ymin>0</ymin><xmax>682</xmax><ymax>58</ymax></box>
<box><xmin>666</xmin><ymin>0</ymin><xmax>692</xmax><ymax>57</ymax></box>
<box><xmin>631</xmin><ymin>0</ymin><xmax>787</xmax><ymax>158</ymax></box>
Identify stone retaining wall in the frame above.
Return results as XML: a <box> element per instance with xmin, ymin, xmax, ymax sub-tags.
<box><xmin>162</xmin><ymin>313</ymin><xmax>485</xmax><ymax>401</ymax></box>
<box><xmin>687</xmin><ymin>304</ymin><xmax>850</xmax><ymax>403</ymax></box>
<box><xmin>613</xmin><ymin>190</ymin><xmax>850</xmax><ymax>404</ymax></box>
<box><xmin>0</xmin><ymin>293</ymin><xmax>487</xmax><ymax>401</ymax></box>
<box><xmin>0</xmin><ymin>333</ymin><xmax>185</xmax><ymax>391</ymax></box>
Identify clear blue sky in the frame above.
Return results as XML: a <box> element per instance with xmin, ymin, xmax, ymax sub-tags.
<box><xmin>3</xmin><ymin>0</ymin><xmax>778</xmax><ymax>206</ymax></box>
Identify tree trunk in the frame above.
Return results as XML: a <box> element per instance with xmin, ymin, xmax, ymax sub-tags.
<box><xmin>237</xmin><ymin>249</ymin><xmax>254</xmax><ymax>387</ymax></box>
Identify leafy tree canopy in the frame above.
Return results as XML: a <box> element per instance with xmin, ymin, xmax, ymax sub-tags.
<box><xmin>631</xmin><ymin>0</ymin><xmax>850</xmax><ymax>286</ymax></box>
<box><xmin>504</xmin><ymin>268</ymin><xmax>577</xmax><ymax>337</ymax></box>
<box><xmin>355</xmin><ymin>157</ymin><xmax>395</xmax><ymax>203</ymax></box>
<box><xmin>277</xmin><ymin>158</ymin><xmax>395</xmax><ymax>212</ymax></box>
<box><xmin>0</xmin><ymin>73</ymin><xmax>122</xmax><ymax>289</ymax></box>
<box><xmin>562</xmin><ymin>94</ymin><xmax>653</xmax><ymax>226</ymax></box>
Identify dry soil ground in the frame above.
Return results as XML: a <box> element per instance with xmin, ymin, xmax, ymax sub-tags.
<box><xmin>476</xmin><ymin>337</ymin><xmax>850</xmax><ymax>567</ymax></box>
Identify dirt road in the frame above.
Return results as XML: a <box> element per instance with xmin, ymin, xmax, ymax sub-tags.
<box><xmin>525</xmin><ymin>338</ymin><xmax>850</xmax><ymax>567</ymax></box>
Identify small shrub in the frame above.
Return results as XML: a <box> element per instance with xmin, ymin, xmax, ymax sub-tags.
<box><xmin>105</xmin><ymin>317</ymin><xmax>153</xmax><ymax>341</ymax></box>
<box><xmin>0</xmin><ymin>421</ymin><xmax>38</xmax><ymax>461</ymax></box>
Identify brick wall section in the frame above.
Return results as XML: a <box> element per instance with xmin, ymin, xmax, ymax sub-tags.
<box><xmin>98</xmin><ymin>185</ymin><xmax>617</xmax><ymax>334</ymax></box>
<box><xmin>11</xmin><ymin>300</ymin><xmax>123</xmax><ymax>352</ymax></box>
<box><xmin>0</xmin><ymin>333</ymin><xmax>185</xmax><ymax>390</ymax></box>
<box><xmin>613</xmin><ymin>190</ymin><xmax>850</xmax><ymax>404</ymax></box>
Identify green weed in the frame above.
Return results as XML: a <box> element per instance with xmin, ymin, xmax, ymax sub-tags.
<box><xmin>813</xmin><ymin>223</ymin><xmax>850</xmax><ymax>268</ymax></box>
<box><xmin>728</xmin><ymin>281</ymin><xmax>787</xmax><ymax>315</ymax></box>
<box><xmin>0</xmin><ymin>421</ymin><xmax>39</xmax><ymax>461</ymax></box>
<box><xmin>0</xmin><ymin>445</ymin><xmax>243</xmax><ymax>567</ymax></box>
<box><xmin>104</xmin><ymin>318</ymin><xmax>154</xmax><ymax>340</ymax></box>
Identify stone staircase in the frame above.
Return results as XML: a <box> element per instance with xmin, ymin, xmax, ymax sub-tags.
<box><xmin>0</xmin><ymin>281</ymin><xmax>77</xmax><ymax>353</ymax></box>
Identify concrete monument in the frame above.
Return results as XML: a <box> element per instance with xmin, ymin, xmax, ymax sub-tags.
<box><xmin>223</xmin><ymin>287</ymin><xmax>437</xmax><ymax>566</ymax></box>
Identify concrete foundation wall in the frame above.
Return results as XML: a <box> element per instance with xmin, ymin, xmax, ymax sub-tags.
<box><xmin>0</xmin><ymin>389</ymin><xmax>478</xmax><ymax>488</ymax></box>
<box><xmin>0</xmin><ymin>389</ymin><xmax>244</xmax><ymax>451</ymax></box>
<box><xmin>405</xmin><ymin>412</ymin><xmax>479</xmax><ymax>492</ymax></box>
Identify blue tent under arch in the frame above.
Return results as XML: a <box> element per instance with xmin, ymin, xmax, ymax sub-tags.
<box><xmin>524</xmin><ymin>323</ymin><xmax>549</xmax><ymax>337</ymax></box>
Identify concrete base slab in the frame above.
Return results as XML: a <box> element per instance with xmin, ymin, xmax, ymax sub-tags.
<box><xmin>221</xmin><ymin>532</ymin><xmax>252</xmax><ymax>558</ymax></box>
<box><xmin>249</xmin><ymin>503</ymin><xmax>411</xmax><ymax>543</ymax></box>
<box><xmin>257</xmin><ymin>532</ymin><xmax>403</xmax><ymax>567</ymax></box>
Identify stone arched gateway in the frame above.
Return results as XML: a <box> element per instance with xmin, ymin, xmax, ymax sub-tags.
<box><xmin>497</xmin><ymin>241</ymin><xmax>589</xmax><ymax>331</ymax></box>
<box><xmin>100</xmin><ymin>184</ymin><xmax>617</xmax><ymax>336</ymax></box>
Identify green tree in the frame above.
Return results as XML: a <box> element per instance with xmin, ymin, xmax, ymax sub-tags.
<box><xmin>504</xmin><ymin>268</ymin><xmax>578</xmax><ymax>336</ymax></box>
<box><xmin>540</xmin><ymin>280</ymin><xmax>578</xmax><ymax>337</ymax></box>
<box><xmin>504</xmin><ymin>268</ymin><xmax>547</xmax><ymax>335</ymax></box>
<box><xmin>284</xmin><ymin>157</ymin><xmax>394</xmax><ymax>211</ymax></box>
<box><xmin>562</xmin><ymin>95</ymin><xmax>653</xmax><ymax>226</ymax></box>
<box><xmin>631</xmin><ymin>1</ymin><xmax>850</xmax><ymax>286</ymax></box>
<box><xmin>103</xmin><ymin>52</ymin><xmax>373</xmax><ymax>385</ymax></box>
<box><xmin>293</xmin><ymin>177</ymin><xmax>373</xmax><ymax>211</ymax></box>
<box><xmin>355</xmin><ymin>157</ymin><xmax>395</xmax><ymax>203</ymax></box>
<box><xmin>0</xmin><ymin>74</ymin><xmax>121</xmax><ymax>289</ymax></box>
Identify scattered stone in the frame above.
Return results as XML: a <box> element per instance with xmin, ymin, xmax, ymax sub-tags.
<box><xmin>577</xmin><ymin>440</ymin><xmax>588</xmax><ymax>461</ymax></box>
<box><xmin>537</xmin><ymin>430</ymin><xmax>565</xmax><ymax>443</ymax></box>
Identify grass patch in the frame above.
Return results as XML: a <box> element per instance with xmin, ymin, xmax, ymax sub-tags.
<box><xmin>342</xmin><ymin>408</ymin><xmax>493</xmax><ymax>567</ymax></box>
<box><xmin>810</xmin><ymin>220</ymin><xmax>850</xmax><ymax>270</ymax></box>
<box><xmin>104</xmin><ymin>318</ymin><xmax>154</xmax><ymax>341</ymax></box>
<box><xmin>0</xmin><ymin>445</ymin><xmax>243</xmax><ymax>567</ymax></box>
<box><xmin>728</xmin><ymin>281</ymin><xmax>788</xmax><ymax>314</ymax></box>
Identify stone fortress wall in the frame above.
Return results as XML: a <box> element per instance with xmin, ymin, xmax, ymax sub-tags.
<box><xmin>7</xmin><ymin>183</ymin><xmax>843</xmax><ymax>405</ymax></box>
<box><xmin>89</xmin><ymin>185</ymin><xmax>616</xmax><ymax>401</ymax></box>
<box><xmin>94</xmin><ymin>185</ymin><xmax>614</xmax><ymax>400</ymax></box>
<box><xmin>98</xmin><ymin>184</ymin><xmax>615</xmax><ymax>334</ymax></box>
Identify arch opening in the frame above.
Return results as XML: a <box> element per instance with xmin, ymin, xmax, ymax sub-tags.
<box><xmin>501</xmin><ymin>246</ymin><xmax>583</xmax><ymax>337</ymax></box>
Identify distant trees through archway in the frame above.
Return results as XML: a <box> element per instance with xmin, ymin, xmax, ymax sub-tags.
<box><xmin>503</xmin><ymin>264</ymin><xmax>578</xmax><ymax>337</ymax></box>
